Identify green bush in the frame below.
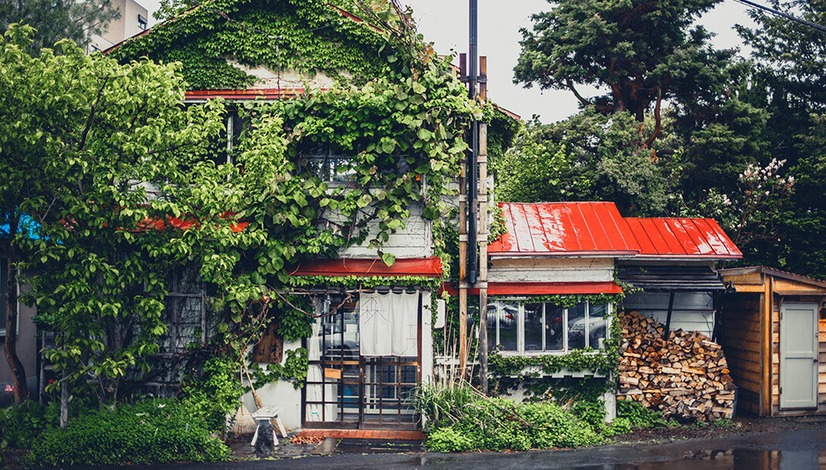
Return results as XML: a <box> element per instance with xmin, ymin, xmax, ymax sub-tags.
<box><xmin>0</xmin><ymin>399</ymin><xmax>87</xmax><ymax>449</ymax></box>
<box><xmin>419</xmin><ymin>384</ymin><xmax>603</xmax><ymax>452</ymax></box>
<box><xmin>616</xmin><ymin>399</ymin><xmax>674</xmax><ymax>429</ymax></box>
<box><xmin>426</xmin><ymin>426</ymin><xmax>475</xmax><ymax>452</ymax></box>
<box><xmin>180</xmin><ymin>355</ymin><xmax>242</xmax><ymax>433</ymax></box>
<box><xmin>571</xmin><ymin>398</ymin><xmax>606</xmax><ymax>431</ymax></box>
<box><xmin>602</xmin><ymin>417</ymin><xmax>632</xmax><ymax>437</ymax></box>
<box><xmin>25</xmin><ymin>399</ymin><xmax>230</xmax><ymax>467</ymax></box>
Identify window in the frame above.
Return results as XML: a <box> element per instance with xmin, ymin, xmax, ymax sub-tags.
<box><xmin>487</xmin><ymin>300</ymin><xmax>610</xmax><ymax>354</ymax></box>
<box><xmin>160</xmin><ymin>267</ymin><xmax>206</xmax><ymax>354</ymax></box>
<box><xmin>138</xmin><ymin>14</ymin><xmax>147</xmax><ymax>31</ymax></box>
<box><xmin>0</xmin><ymin>258</ymin><xmax>6</xmax><ymax>337</ymax></box>
<box><xmin>297</xmin><ymin>145</ymin><xmax>356</xmax><ymax>184</ymax></box>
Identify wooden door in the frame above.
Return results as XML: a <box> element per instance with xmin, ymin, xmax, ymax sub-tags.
<box><xmin>779</xmin><ymin>303</ymin><xmax>819</xmax><ymax>409</ymax></box>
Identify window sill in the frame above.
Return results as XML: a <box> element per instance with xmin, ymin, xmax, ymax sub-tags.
<box><xmin>495</xmin><ymin>350</ymin><xmax>606</xmax><ymax>357</ymax></box>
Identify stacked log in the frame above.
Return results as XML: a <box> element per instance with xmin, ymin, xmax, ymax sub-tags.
<box><xmin>617</xmin><ymin>310</ymin><xmax>736</xmax><ymax>422</ymax></box>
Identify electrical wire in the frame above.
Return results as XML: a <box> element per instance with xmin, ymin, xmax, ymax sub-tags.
<box><xmin>733</xmin><ymin>0</ymin><xmax>826</xmax><ymax>34</ymax></box>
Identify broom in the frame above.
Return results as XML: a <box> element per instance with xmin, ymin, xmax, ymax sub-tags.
<box><xmin>228</xmin><ymin>361</ymin><xmax>259</xmax><ymax>435</ymax></box>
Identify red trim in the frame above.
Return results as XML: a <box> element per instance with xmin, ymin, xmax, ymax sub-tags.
<box><xmin>440</xmin><ymin>281</ymin><xmax>622</xmax><ymax>296</ymax></box>
<box><xmin>185</xmin><ymin>88</ymin><xmax>313</xmax><ymax>101</ymax></box>
<box><xmin>290</xmin><ymin>257</ymin><xmax>443</xmax><ymax>277</ymax></box>
<box><xmin>135</xmin><ymin>214</ymin><xmax>247</xmax><ymax>233</ymax></box>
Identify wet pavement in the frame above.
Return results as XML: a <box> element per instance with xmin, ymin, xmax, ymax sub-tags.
<box><xmin>60</xmin><ymin>419</ymin><xmax>826</xmax><ymax>469</ymax></box>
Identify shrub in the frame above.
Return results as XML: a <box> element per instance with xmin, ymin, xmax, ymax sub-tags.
<box><xmin>0</xmin><ymin>401</ymin><xmax>55</xmax><ymax>449</ymax></box>
<box><xmin>180</xmin><ymin>355</ymin><xmax>242</xmax><ymax>433</ymax></box>
<box><xmin>602</xmin><ymin>417</ymin><xmax>632</xmax><ymax>437</ymax></box>
<box><xmin>571</xmin><ymin>398</ymin><xmax>606</xmax><ymax>431</ymax></box>
<box><xmin>616</xmin><ymin>399</ymin><xmax>675</xmax><ymax>429</ymax></box>
<box><xmin>418</xmin><ymin>384</ymin><xmax>603</xmax><ymax>452</ymax></box>
<box><xmin>25</xmin><ymin>399</ymin><xmax>230</xmax><ymax>466</ymax></box>
<box><xmin>426</xmin><ymin>426</ymin><xmax>475</xmax><ymax>452</ymax></box>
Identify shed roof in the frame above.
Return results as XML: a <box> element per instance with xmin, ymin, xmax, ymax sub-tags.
<box><xmin>489</xmin><ymin>202</ymin><xmax>742</xmax><ymax>261</ymax></box>
<box><xmin>625</xmin><ymin>217</ymin><xmax>742</xmax><ymax>260</ymax></box>
<box><xmin>721</xmin><ymin>266</ymin><xmax>826</xmax><ymax>292</ymax></box>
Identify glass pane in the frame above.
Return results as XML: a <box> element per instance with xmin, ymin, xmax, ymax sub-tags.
<box><xmin>497</xmin><ymin>302</ymin><xmax>518</xmax><ymax>351</ymax></box>
<box><xmin>589</xmin><ymin>303</ymin><xmax>609</xmax><ymax>350</ymax></box>
<box><xmin>178</xmin><ymin>268</ymin><xmax>201</xmax><ymax>294</ymax></box>
<box><xmin>568</xmin><ymin>304</ymin><xmax>586</xmax><ymax>350</ymax></box>
<box><xmin>0</xmin><ymin>258</ymin><xmax>6</xmax><ymax>333</ymax></box>
<box><xmin>486</xmin><ymin>304</ymin><xmax>497</xmax><ymax>352</ymax></box>
<box><xmin>545</xmin><ymin>305</ymin><xmax>564</xmax><ymax>351</ymax></box>
<box><xmin>524</xmin><ymin>303</ymin><xmax>543</xmax><ymax>352</ymax></box>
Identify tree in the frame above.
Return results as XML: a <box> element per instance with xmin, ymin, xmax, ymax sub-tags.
<box><xmin>514</xmin><ymin>0</ymin><xmax>733</xmax><ymax>142</ymax></box>
<box><xmin>0</xmin><ymin>25</ymin><xmax>225</xmax><ymax>408</ymax></box>
<box><xmin>734</xmin><ymin>0</ymin><xmax>826</xmax><ymax>277</ymax></box>
<box><xmin>0</xmin><ymin>0</ymin><xmax>119</xmax><ymax>51</ymax></box>
<box><xmin>493</xmin><ymin>110</ymin><xmax>680</xmax><ymax>216</ymax></box>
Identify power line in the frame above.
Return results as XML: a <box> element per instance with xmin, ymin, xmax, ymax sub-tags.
<box><xmin>733</xmin><ymin>0</ymin><xmax>826</xmax><ymax>34</ymax></box>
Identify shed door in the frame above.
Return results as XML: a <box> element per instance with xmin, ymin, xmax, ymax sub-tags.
<box><xmin>780</xmin><ymin>303</ymin><xmax>819</xmax><ymax>409</ymax></box>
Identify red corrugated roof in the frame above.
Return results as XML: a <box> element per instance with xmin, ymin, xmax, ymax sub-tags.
<box><xmin>489</xmin><ymin>202</ymin><xmax>638</xmax><ymax>257</ymax></box>
<box><xmin>625</xmin><ymin>217</ymin><xmax>742</xmax><ymax>259</ymax></box>
<box><xmin>489</xmin><ymin>202</ymin><xmax>741</xmax><ymax>260</ymax></box>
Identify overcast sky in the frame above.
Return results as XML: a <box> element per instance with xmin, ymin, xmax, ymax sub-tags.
<box><xmin>138</xmin><ymin>0</ymin><xmax>757</xmax><ymax>123</ymax></box>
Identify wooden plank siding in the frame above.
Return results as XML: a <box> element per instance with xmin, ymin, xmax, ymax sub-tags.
<box><xmin>722</xmin><ymin>293</ymin><xmax>763</xmax><ymax>414</ymax></box>
<box><xmin>771</xmin><ymin>299</ymin><xmax>826</xmax><ymax>417</ymax></box>
<box><xmin>721</xmin><ymin>267</ymin><xmax>826</xmax><ymax>417</ymax></box>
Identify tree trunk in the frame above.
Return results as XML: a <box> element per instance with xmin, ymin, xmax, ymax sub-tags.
<box><xmin>3</xmin><ymin>223</ymin><xmax>29</xmax><ymax>404</ymax></box>
<box><xmin>60</xmin><ymin>371</ymin><xmax>69</xmax><ymax>428</ymax></box>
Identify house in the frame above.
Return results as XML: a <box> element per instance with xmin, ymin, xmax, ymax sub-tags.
<box><xmin>105</xmin><ymin>0</ymin><xmax>518</xmax><ymax>432</ymax></box>
<box><xmin>720</xmin><ymin>266</ymin><xmax>826</xmax><ymax>416</ymax></box>
<box><xmin>484</xmin><ymin>202</ymin><xmax>741</xmax><ymax>390</ymax></box>
<box><xmin>0</xmin><ymin>257</ymin><xmax>38</xmax><ymax>406</ymax></box>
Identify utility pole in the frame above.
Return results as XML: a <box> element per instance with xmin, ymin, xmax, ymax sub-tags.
<box><xmin>459</xmin><ymin>0</ymin><xmax>489</xmax><ymax>392</ymax></box>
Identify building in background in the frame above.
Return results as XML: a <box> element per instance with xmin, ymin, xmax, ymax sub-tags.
<box><xmin>88</xmin><ymin>0</ymin><xmax>148</xmax><ymax>53</ymax></box>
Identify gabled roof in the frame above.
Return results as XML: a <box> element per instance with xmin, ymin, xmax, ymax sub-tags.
<box><xmin>489</xmin><ymin>202</ymin><xmax>742</xmax><ymax>261</ymax></box>
<box><xmin>489</xmin><ymin>202</ymin><xmax>638</xmax><ymax>257</ymax></box>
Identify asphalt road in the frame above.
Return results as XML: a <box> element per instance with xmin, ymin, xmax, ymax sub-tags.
<box><xmin>69</xmin><ymin>423</ymin><xmax>826</xmax><ymax>470</ymax></box>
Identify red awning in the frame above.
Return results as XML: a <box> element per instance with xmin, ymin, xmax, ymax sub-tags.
<box><xmin>289</xmin><ymin>257</ymin><xmax>443</xmax><ymax>277</ymax></box>
<box><xmin>441</xmin><ymin>281</ymin><xmax>622</xmax><ymax>296</ymax></box>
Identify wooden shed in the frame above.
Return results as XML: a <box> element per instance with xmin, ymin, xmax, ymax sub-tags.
<box><xmin>720</xmin><ymin>266</ymin><xmax>826</xmax><ymax>416</ymax></box>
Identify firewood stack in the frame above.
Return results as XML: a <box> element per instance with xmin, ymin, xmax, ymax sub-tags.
<box><xmin>617</xmin><ymin>310</ymin><xmax>736</xmax><ymax>422</ymax></box>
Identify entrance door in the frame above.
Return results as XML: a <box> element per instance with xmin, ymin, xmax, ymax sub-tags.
<box><xmin>303</xmin><ymin>293</ymin><xmax>421</xmax><ymax>429</ymax></box>
<box><xmin>779</xmin><ymin>303</ymin><xmax>819</xmax><ymax>409</ymax></box>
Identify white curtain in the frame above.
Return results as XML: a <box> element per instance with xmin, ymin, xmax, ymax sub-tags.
<box><xmin>305</xmin><ymin>319</ymin><xmax>323</xmax><ymax>422</ymax></box>
<box><xmin>359</xmin><ymin>291</ymin><xmax>419</xmax><ymax>357</ymax></box>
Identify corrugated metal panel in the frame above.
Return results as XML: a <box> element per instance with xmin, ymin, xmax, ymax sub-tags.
<box><xmin>618</xmin><ymin>265</ymin><xmax>726</xmax><ymax>291</ymax></box>
<box><xmin>489</xmin><ymin>202</ymin><xmax>639</xmax><ymax>256</ymax></box>
<box><xmin>625</xmin><ymin>218</ymin><xmax>742</xmax><ymax>259</ymax></box>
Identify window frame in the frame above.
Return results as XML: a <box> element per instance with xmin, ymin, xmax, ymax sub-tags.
<box><xmin>0</xmin><ymin>257</ymin><xmax>19</xmax><ymax>339</ymax></box>
<box><xmin>487</xmin><ymin>298</ymin><xmax>611</xmax><ymax>355</ymax></box>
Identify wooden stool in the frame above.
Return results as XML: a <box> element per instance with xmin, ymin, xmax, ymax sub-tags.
<box><xmin>250</xmin><ymin>406</ymin><xmax>288</xmax><ymax>446</ymax></box>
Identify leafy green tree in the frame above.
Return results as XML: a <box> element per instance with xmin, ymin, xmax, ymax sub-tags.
<box><xmin>0</xmin><ymin>25</ymin><xmax>225</xmax><ymax>409</ymax></box>
<box><xmin>0</xmin><ymin>0</ymin><xmax>119</xmax><ymax>51</ymax></box>
<box><xmin>734</xmin><ymin>0</ymin><xmax>826</xmax><ymax>277</ymax></box>
<box><xmin>494</xmin><ymin>110</ymin><xmax>681</xmax><ymax>216</ymax></box>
